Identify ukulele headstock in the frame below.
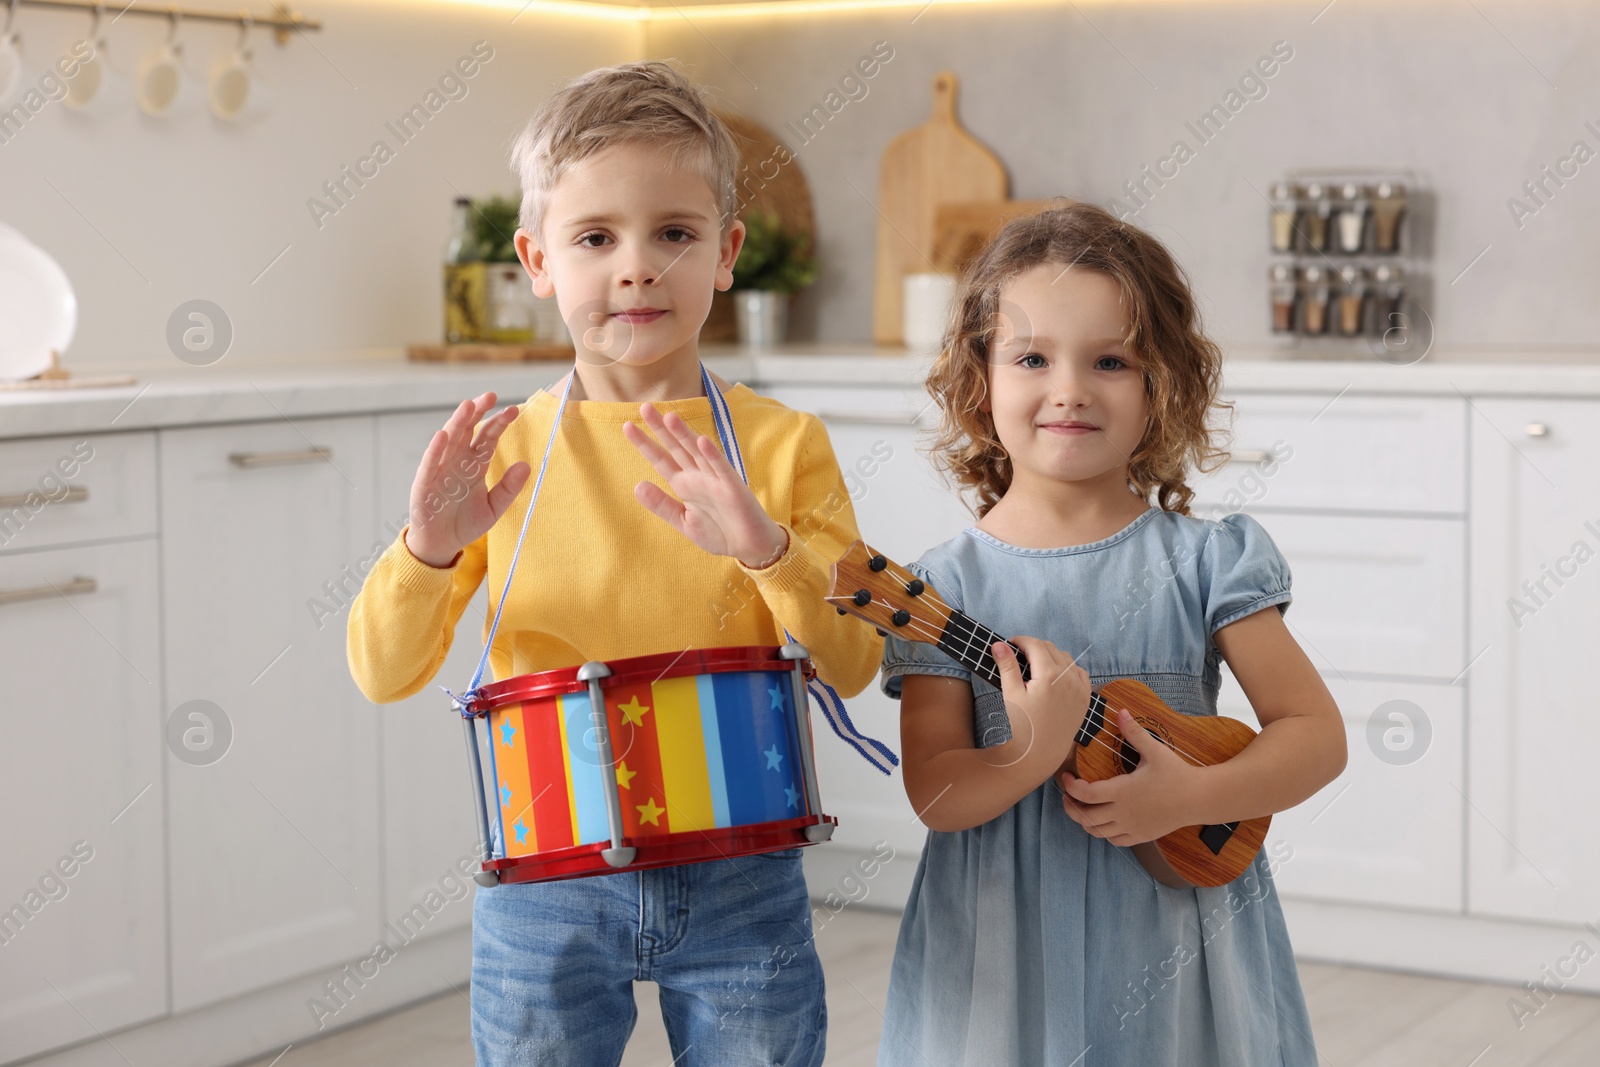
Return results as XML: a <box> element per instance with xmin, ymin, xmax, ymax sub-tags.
<box><xmin>826</xmin><ymin>540</ymin><xmax>954</xmax><ymax>644</ymax></box>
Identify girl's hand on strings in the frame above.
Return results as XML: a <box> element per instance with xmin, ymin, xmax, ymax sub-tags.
<box><xmin>990</xmin><ymin>638</ymin><xmax>1092</xmax><ymax>776</ymax></box>
<box><xmin>623</xmin><ymin>402</ymin><xmax>789</xmax><ymax>569</ymax></box>
<box><xmin>405</xmin><ymin>391</ymin><xmax>530</xmax><ymax>568</ymax></box>
<box><xmin>1057</xmin><ymin>708</ymin><xmax>1205</xmax><ymax>846</ymax></box>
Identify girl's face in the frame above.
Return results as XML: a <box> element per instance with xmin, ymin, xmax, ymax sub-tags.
<box><xmin>983</xmin><ymin>263</ymin><xmax>1150</xmax><ymax>492</ymax></box>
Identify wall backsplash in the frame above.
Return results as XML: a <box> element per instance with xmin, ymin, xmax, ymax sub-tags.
<box><xmin>3</xmin><ymin>0</ymin><xmax>1596</xmax><ymax>369</ymax></box>
<box><xmin>650</xmin><ymin>0</ymin><xmax>1600</xmax><ymax>356</ymax></box>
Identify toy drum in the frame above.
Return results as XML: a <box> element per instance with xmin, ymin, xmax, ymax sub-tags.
<box><xmin>456</xmin><ymin>643</ymin><xmax>837</xmax><ymax>885</ymax></box>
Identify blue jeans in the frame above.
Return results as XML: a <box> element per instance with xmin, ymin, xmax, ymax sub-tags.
<box><xmin>471</xmin><ymin>848</ymin><xmax>826</xmax><ymax>1066</ymax></box>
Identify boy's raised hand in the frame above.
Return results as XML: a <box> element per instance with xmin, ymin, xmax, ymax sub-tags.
<box><xmin>404</xmin><ymin>391</ymin><xmax>531</xmax><ymax>568</ymax></box>
<box><xmin>623</xmin><ymin>402</ymin><xmax>789</xmax><ymax>569</ymax></box>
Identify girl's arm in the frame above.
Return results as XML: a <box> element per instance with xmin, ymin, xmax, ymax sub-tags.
<box><xmin>1189</xmin><ymin>606</ymin><xmax>1347</xmax><ymax>824</ymax></box>
<box><xmin>902</xmin><ymin>639</ymin><xmax>1090</xmax><ymax>833</ymax></box>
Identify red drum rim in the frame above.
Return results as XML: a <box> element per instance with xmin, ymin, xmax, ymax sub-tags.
<box><xmin>484</xmin><ymin>815</ymin><xmax>837</xmax><ymax>885</ymax></box>
<box><xmin>464</xmin><ymin>644</ymin><xmax>813</xmax><ymax>714</ymax></box>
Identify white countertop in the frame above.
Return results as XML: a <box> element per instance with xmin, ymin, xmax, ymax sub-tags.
<box><xmin>4</xmin><ymin>342</ymin><xmax>1600</xmax><ymax>440</ymax></box>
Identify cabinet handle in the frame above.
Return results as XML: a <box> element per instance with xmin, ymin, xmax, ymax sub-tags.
<box><xmin>0</xmin><ymin>574</ymin><xmax>97</xmax><ymax>607</ymax></box>
<box><xmin>815</xmin><ymin>411</ymin><xmax>921</xmax><ymax>427</ymax></box>
<box><xmin>1227</xmin><ymin>449</ymin><xmax>1272</xmax><ymax>464</ymax></box>
<box><xmin>0</xmin><ymin>485</ymin><xmax>87</xmax><ymax>509</ymax></box>
<box><xmin>1524</xmin><ymin>422</ymin><xmax>1550</xmax><ymax>438</ymax></box>
<box><xmin>228</xmin><ymin>446</ymin><xmax>333</xmax><ymax>468</ymax></box>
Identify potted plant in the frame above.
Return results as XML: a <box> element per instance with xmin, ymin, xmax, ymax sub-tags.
<box><xmin>730</xmin><ymin>210</ymin><xmax>818</xmax><ymax>348</ymax></box>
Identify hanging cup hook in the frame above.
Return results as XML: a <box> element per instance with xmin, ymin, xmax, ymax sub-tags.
<box><xmin>236</xmin><ymin>11</ymin><xmax>253</xmax><ymax>50</ymax></box>
<box><xmin>164</xmin><ymin>5</ymin><xmax>181</xmax><ymax>45</ymax></box>
<box><xmin>4</xmin><ymin>0</ymin><xmax>20</xmax><ymax>38</ymax></box>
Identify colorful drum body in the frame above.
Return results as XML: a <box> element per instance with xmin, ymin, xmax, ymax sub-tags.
<box><xmin>460</xmin><ymin>645</ymin><xmax>836</xmax><ymax>884</ymax></box>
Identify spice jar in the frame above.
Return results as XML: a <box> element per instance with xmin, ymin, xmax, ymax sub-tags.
<box><xmin>1269</xmin><ymin>182</ymin><xmax>1300</xmax><ymax>253</ymax></box>
<box><xmin>1372</xmin><ymin>182</ymin><xmax>1407</xmax><ymax>254</ymax></box>
<box><xmin>1300</xmin><ymin>182</ymin><xmax>1333</xmax><ymax>253</ymax></box>
<box><xmin>1268</xmin><ymin>263</ymin><xmax>1298</xmax><ymax>333</ymax></box>
<box><xmin>1300</xmin><ymin>265</ymin><xmax>1331</xmax><ymax>335</ymax></box>
<box><xmin>1336</xmin><ymin>265</ymin><xmax>1367</xmax><ymax>336</ymax></box>
<box><xmin>1336</xmin><ymin>183</ymin><xmax>1370</xmax><ymax>254</ymax></box>
<box><xmin>1370</xmin><ymin>264</ymin><xmax>1406</xmax><ymax>339</ymax></box>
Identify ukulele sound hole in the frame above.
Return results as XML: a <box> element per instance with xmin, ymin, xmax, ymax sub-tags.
<box><xmin>1116</xmin><ymin>719</ymin><xmax>1169</xmax><ymax>774</ymax></box>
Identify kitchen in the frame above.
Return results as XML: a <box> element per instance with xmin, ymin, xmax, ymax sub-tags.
<box><xmin>3</xmin><ymin>0</ymin><xmax>1600</xmax><ymax>1064</ymax></box>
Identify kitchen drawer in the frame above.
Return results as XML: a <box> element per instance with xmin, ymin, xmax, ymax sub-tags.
<box><xmin>1191</xmin><ymin>394</ymin><xmax>1466</xmax><ymax>516</ymax></box>
<box><xmin>1219</xmin><ymin>672</ymin><xmax>1463</xmax><ymax>914</ymax></box>
<box><xmin>1245</xmin><ymin>512</ymin><xmax>1465</xmax><ymax>680</ymax></box>
<box><xmin>0</xmin><ymin>431</ymin><xmax>157</xmax><ymax>553</ymax></box>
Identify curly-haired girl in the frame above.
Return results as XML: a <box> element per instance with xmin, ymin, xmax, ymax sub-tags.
<box><xmin>876</xmin><ymin>201</ymin><xmax>1343</xmax><ymax>1066</ymax></box>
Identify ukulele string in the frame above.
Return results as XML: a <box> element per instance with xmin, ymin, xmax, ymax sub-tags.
<box><xmin>882</xmin><ymin>611</ymin><xmax>1210</xmax><ymax>770</ymax></box>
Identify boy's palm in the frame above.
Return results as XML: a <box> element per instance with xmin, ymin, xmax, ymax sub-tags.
<box><xmin>624</xmin><ymin>403</ymin><xmax>778</xmax><ymax>565</ymax></box>
<box><xmin>407</xmin><ymin>392</ymin><xmax>531</xmax><ymax>565</ymax></box>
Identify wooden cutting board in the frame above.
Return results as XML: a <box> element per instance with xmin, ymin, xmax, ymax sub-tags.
<box><xmin>874</xmin><ymin>72</ymin><xmax>1008</xmax><ymax>344</ymax></box>
<box><xmin>930</xmin><ymin>199</ymin><xmax>1055</xmax><ymax>275</ymax></box>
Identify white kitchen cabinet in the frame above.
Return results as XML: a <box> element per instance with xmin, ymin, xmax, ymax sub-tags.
<box><xmin>0</xmin><ymin>539</ymin><xmax>166</xmax><ymax>1063</ymax></box>
<box><xmin>159</xmin><ymin>416</ymin><xmax>381</xmax><ymax>1012</ymax></box>
<box><xmin>373</xmin><ymin>410</ymin><xmax>490</xmax><ymax>938</ymax></box>
<box><xmin>1218</xmin><ymin>670</ymin><xmax>1463</xmax><ymax>913</ymax></box>
<box><xmin>1189</xmin><ymin>394</ymin><xmax>1466</xmax><ymax>516</ymax></box>
<box><xmin>1239</xmin><ymin>512</ymin><xmax>1466</xmax><ymax>681</ymax></box>
<box><xmin>763</xmin><ymin>385</ymin><xmax>972</xmax><ymax>858</ymax></box>
<box><xmin>1467</xmin><ymin>397</ymin><xmax>1600</xmax><ymax>925</ymax></box>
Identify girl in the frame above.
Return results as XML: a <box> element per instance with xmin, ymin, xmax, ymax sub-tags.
<box><xmin>876</xmin><ymin>201</ymin><xmax>1345</xmax><ymax>1066</ymax></box>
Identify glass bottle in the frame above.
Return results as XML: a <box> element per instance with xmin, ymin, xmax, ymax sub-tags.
<box><xmin>443</xmin><ymin>197</ymin><xmax>487</xmax><ymax>344</ymax></box>
<box><xmin>1269</xmin><ymin>182</ymin><xmax>1300</xmax><ymax>253</ymax></box>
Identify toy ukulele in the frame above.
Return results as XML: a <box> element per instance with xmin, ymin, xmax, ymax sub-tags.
<box><xmin>827</xmin><ymin>540</ymin><xmax>1269</xmax><ymax>889</ymax></box>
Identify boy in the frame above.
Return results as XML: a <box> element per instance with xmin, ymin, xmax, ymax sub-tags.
<box><xmin>347</xmin><ymin>60</ymin><xmax>883</xmax><ymax>1066</ymax></box>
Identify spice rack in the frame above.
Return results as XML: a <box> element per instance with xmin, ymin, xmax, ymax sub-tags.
<box><xmin>1265</xmin><ymin>168</ymin><xmax>1434</xmax><ymax>362</ymax></box>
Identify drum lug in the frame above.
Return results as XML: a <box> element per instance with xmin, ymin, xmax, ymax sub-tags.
<box><xmin>778</xmin><ymin>641</ymin><xmax>809</xmax><ymax>662</ymax></box>
<box><xmin>577</xmin><ymin>661</ymin><xmax>614</xmax><ymax>683</ymax></box>
<box><xmin>602</xmin><ymin>847</ymin><xmax>637</xmax><ymax>868</ymax></box>
<box><xmin>804</xmin><ymin>822</ymin><xmax>835</xmax><ymax>843</ymax></box>
<box><xmin>474</xmin><ymin>870</ymin><xmax>500</xmax><ymax>887</ymax></box>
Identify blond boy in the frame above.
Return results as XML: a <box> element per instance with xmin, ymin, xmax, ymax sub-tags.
<box><xmin>348</xmin><ymin>61</ymin><xmax>883</xmax><ymax>1065</ymax></box>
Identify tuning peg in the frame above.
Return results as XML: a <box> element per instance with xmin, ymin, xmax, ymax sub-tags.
<box><xmin>836</xmin><ymin>607</ymin><xmax>848</xmax><ymax>616</ymax></box>
<box><xmin>875</xmin><ymin>628</ymin><xmax>888</xmax><ymax>637</ymax></box>
<box><xmin>868</xmin><ymin>554</ymin><xmax>888</xmax><ymax>572</ymax></box>
<box><xmin>906</xmin><ymin>579</ymin><xmax>924</xmax><ymax>596</ymax></box>
<box><xmin>891</xmin><ymin>609</ymin><xmax>910</xmax><ymax>626</ymax></box>
<box><xmin>853</xmin><ymin>589</ymin><xmax>871</xmax><ymax>606</ymax></box>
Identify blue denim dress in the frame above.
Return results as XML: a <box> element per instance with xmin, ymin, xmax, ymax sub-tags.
<box><xmin>876</xmin><ymin>507</ymin><xmax>1319</xmax><ymax>1067</ymax></box>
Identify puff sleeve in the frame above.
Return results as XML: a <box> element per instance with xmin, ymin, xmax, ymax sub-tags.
<box><xmin>1199</xmin><ymin>512</ymin><xmax>1293</xmax><ymax>636</ymax></box>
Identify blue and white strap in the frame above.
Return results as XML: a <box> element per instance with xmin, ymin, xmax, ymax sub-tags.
<box><xmin>701</xmin><ymin>365</ymin><xmax>899</xmax><ymax>776</ymax></box>
<box><xmin>440</xmin><ymin>367</ymin><xmax>577</xmax><ymax>716</ymax></box>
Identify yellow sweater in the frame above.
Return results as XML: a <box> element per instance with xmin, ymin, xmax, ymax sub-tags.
<box><xmin>347</xmin><ymin>382</ymin><xmax>883</xmax><ymax>705</ymax></box>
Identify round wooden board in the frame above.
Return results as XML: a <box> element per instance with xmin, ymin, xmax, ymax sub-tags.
<box><xmin>704</xmin><ymin>110</ymin><xmax>815</xmax><ymax>343</ymax></box>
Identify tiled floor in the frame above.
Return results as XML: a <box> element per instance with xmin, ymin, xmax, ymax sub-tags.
<box><xmin>239</xmin><ymin>906</ymin><xmax>1600</xmax><ymax>1067</ymax></box>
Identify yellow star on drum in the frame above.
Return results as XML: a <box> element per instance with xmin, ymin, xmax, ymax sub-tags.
<box><xmin>616</xmin><ymin>761</ymin><xmax>638</xmax><ymax>790</ymax></box>
<box><xmin>637</xmin><ymin>797</ymin><xmax>665</xmax><ymax>826</ymax></box>
<box><xmin>619</xmin><ymin>695</ymin><xmax>651</xmax><ymax>726</ymax></box>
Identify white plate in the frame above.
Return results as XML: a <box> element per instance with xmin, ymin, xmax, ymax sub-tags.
<box><xmin>0</xmin><ymin>223</ymin><xmax>78</xmax><ymax>381</ymax></box>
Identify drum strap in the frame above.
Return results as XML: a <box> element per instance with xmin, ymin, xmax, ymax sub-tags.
<box><xmin>441</xmin><ymin>361</ymin><xmax>900</xmax><ymax>777</ymax></box>
<box><xmin>700</xmin><ymin>364</ymin><xmax>899</xmax><ymax>776</ymax></box>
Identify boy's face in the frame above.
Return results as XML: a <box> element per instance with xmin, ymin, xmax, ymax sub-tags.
<box><xmin>983</xmin><ymin>264</ymin><xmax>1150</xmax><ymax>491</ymax></box>
<box><xmin>515</xmin><ymin>141</ymin><xmax>745</xmax><ymax>369</ymax></box>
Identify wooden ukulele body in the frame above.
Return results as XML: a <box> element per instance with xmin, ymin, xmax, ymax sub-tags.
<box><xmin>1071</xmin><ymin>678</ymin><xmax>1270</xmax><ymax>889</ymax></box>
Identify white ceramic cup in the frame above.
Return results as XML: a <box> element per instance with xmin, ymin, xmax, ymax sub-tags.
<box><xmin>62</xmin><ymin>36</ymin><xmax>124</xmax><ymax>114</ymax></box>
<box><xmin>135</xmin><ymin>39</ymin><xmax>202</xmax><ymax>117</ymax></box>
<box><xmin>903</xmin><ymin>272</ymin><xmax>957</xmax><ymax>352</ymax></box>
<box><xmin>209</xmin><ymin>45</ymin><xmax>270</xmax><ymax>121</ymax></box>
